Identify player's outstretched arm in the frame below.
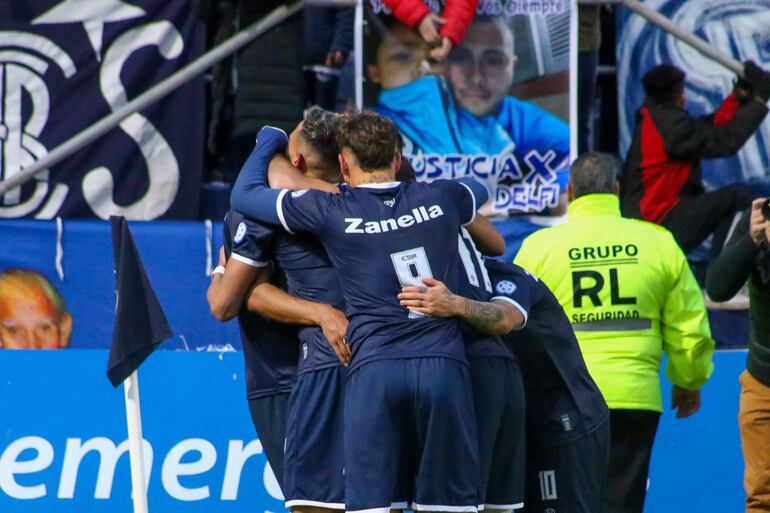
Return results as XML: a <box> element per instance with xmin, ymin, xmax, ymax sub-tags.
<box><xmin>246</xmin><ymin>276</ymin><xmax>351</xmax><ymax>366</ymax></box>
<box><xmin>398</xmin><ymin>277</ymin><xmax>523</xmax><ymax>335</ymax></box>
<box><xmin>207</xmin><ymin>246</ymin><xmax>262</xmax><ymax>322</ymax></box>
<box><xmin>230</xmin><ymin>127</ymin><xmax>288</xmax><ymax>224</ymax></box>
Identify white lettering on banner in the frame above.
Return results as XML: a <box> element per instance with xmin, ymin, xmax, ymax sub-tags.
<box><xmin>161</xmin><ymin>438</ymin><xmax>217</xmax><ymax>501</ymax></box>
<box><xmin>220</xmin><ymin>440</ymin><xmax>262</xmax><ymax>501</ymax></box>
<box><xmin>83</xmin><ymin>21</ymin><xmax>183</xmax><ymax>219</ymax></box>
<box><xmin>0</xmin><ymin>436</ymin><xmax>274</xmax><ymax>503</ymax></box>
<box><xmin>403</xmin><ymin>140</ymin><xmax>566</xmax><ymax>214</ymax></box>
<box><xmin>0</xmin><ymin>436</ymin><xmax>54</xmax><ymax>499</ymax></box>
<box><xmin>57</xmin><ymin>438</ymin><xmax>152</xmax><ymax>499</ymax></box>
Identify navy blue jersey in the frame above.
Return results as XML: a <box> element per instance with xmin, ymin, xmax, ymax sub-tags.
<box><xmin>484</xmin><ymin>260</ymin><xmax>609</xmax><ymax>443</ymax></box>
<box><xmin>456</xmin><ymin>228</ymin><xmax>514</xmax><ymax>360</ymax></box>
<box><xmin>230</xmin><ymin>126</ymin><xmax>490</xmax><ymax>371</ymax></box>
<box><xmin>269</xmin><ymin>230</ymin><xmax>346</xmax><ymax>373</ymax></box>
<box><xmin>224</xmin><ymin>210</ymin><xmax>299</xmax><ymax>399</ymax></box>
<box><xmin>278</xmin><ymin>180</ymin><xmax>480</xmax><ymax>370</ymax></box>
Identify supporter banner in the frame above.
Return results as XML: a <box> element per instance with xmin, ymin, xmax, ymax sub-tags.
<box><xmin>0</xmin><ymin>350</ymin><xmax>285</xmax><ymax>513</ymax></box>
<box><xmin>617</xmin><ymin>0</ymin><xmax>770</xmax><ymax>193</ymax></box>
<box><xmin>364</xmin><ymin>0</ymin><xmax>573</xmax><ymax>257</ymax></box>
<box><xmin>0</xmin><ymin>219</ymin><xmax>238</xmax><ymax>350</ymax></box>
<box><xmin>0</xmin><ymin>0</ymin><xmax>205</xmax><ymax>219</ymax></box>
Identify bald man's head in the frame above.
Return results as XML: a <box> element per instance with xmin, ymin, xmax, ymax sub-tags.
<box><xmin>0</xmin><ymin>270</ymin><xmax>72</xmax><ymax>349</ymax></box>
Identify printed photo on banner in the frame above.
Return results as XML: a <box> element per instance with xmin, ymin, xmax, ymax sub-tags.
<box><xmin>365</xmin><ymin>0</ymin><xmax>573</xmax><ymax>258</ymax></box>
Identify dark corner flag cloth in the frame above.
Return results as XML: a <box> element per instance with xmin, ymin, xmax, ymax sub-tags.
<box><xmin>107</xmin><ymin>216</ymin><xmax>172</xmax><ymax>387</ymax></box>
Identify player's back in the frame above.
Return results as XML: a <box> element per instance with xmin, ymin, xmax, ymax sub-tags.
<box><xmin>318</xmin><ymin>180</ymin><xmax>473</xmax><ymax>370</ymax></box>
<box><xmin>272</xmin><ymin>229</ymin><xmax>345</xmax><ymax>373</ymax></box>
<box><xmin>224</xmin><ymin>211</ymin><xmax>299</xmax><ymax>398</ymax></box>
<box><xmin>485</xmin><ymin>260</ymin><xmax>608</xmax><ymax>444</ymax></box>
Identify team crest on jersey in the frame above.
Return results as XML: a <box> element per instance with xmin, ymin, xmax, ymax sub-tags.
<box><xmin>495</xmin><ymin>280</ymin><xmax>516</xmax><ymax>295</ymax></box>
<box><xmin>234</xmin><ymin>222</ymin><xmax>247</xmax><ymax>244</ymax></box>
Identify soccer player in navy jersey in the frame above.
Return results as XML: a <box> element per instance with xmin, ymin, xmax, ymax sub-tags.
<box><xmin>207</xmin><ymin>209</ymin><xmax>302</xmax><ymax>487</ymax></box>
<box><xmin>402</xmin><ymin>260</ymin><xmax>610</xmax><ymax>513</ymax></box>
<box><xmin>230</xmin><ymin>111</ymin><xmax>490</xmax><ymax>513</ymax></box>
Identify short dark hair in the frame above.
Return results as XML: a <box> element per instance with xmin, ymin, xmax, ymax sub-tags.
<box><xmin>570</xmin><ymin>152</ymin><xmax>620</xmax><ymax>199</ymax></box>
<box><xmin>301</xmin><ymin>106</ymin><xmax>339</xmax><ymax>171</ymax></box>
<box><xmin>642</xmin><ymin>64</ymin><xmax>685</xmax><ymax>105</ymax></box>
<box><xmin>334</xmin><ymin>110</ymin><xmax>399</xmax><ymax>171</ymax></box>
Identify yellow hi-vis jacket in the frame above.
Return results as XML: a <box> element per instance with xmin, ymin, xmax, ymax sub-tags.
<box><xmin>515</xmin><ymin>194</ymin><xmax>714</xmax><ymax>412</ymax></box>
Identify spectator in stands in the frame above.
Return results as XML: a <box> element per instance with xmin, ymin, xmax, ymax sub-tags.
<box><xmin>706</xmin><ymin>197</ymin><xmax>770</xmax><ymax>513</ymax></box>
<box><xmin>621</xmin><ymin>62</ymin><xmax>770</xmax><ymax>254</ymax></box>
<box><xmin>515</xmin><ymin>152</ymin><xmax>714</xmax><ymax>513</ymax></box>
<box><xmin>303</xmin><ymin>4</ymin><xmax>353</xmax><ymax>110</ymax></box>
<box><xmin>0</xmin><ymin>269</ymin><xmax>72</xmax><ymax>349</ymax></box>
<box><xmin>577</xmin><ymin>4</ymin><xmax>601</xmax><ymax>154</ymax></box>
<box><xmin>383</xmin><ymin>0</ymin><xmax>478</xmax><ymax>61</ymax></box>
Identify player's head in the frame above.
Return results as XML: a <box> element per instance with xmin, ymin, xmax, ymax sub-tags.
<box><xmin>334</xmin><ymin>110</ymin><xmax>402</xmax><ymax>185</ymax></box>
<box><xmin>0</xmin><ymin>269</ymin><xmax>72</xmax><ymax>349</ymax></box>
<box><xmin>287</xmin><ymin>106</ymin><xmax>341</xmax><ymax>183</ymax></box>
<box><xmin>568</xmin><ymin>152</ymin><xmax>622</xmax><ymax>201</ymax></box>
<box><xmin>366</xmin><ymin>16</ymin><xmax>432</xmax><ymax>90</ymax></box>
<box><xmin>642</xmin><ymin>64</ymin><xmax>686</xmax><ymax>107</ymax></box>
<box><xmin>446</xmin><ymin>17</ymin><xmax>516</xmax><ymax>117</ymax></box>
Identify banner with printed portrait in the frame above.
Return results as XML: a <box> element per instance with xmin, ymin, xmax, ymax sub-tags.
<box><xmin>617</xmin><ymin>0</ymin><xmax>770</xmax><ymax>194</ymax></box>
<box><xmin>0</xmin><ymin>0</ymin><xmax>205</xmax><ymax>219</ymax></box>
<box><xmin>364</xmin><ymin>0</ymin><xmax>574</xmax><ymax>258</ymax></box>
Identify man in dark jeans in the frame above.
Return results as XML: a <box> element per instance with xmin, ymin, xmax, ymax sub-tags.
<box><xmin>621</xmin><ymin>62</ymin><xmax>770</xmax><ymax>254</ymax></box>
<box><xmin>706</xmin><ymin>198</ymin><xmax>770</xmax><ymax>513</ymax></box>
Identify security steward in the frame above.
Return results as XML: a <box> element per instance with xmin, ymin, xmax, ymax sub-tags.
<box><xmin>515</xmin><ymin>152</ymin><xmax>715</xmax><ymax>513</ymax></box>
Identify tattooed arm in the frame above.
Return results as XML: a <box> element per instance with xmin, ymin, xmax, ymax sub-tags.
<box><xmin>397</xmin><ymin>277</ymin><xmax>524</xmax><ymax>335</ymax></box>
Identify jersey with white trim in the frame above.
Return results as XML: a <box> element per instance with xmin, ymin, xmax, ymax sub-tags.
<box><xmin>224</xmin><ymin>210</ymin><xmax>299</xmax><ymax>399</ymax></box>
<box><xmin>270</xmin><ymin>228</ymin><xmax>346</xmax><ymax>374</ymax></box>
<box><xmin>485</xmin><ymin>260</ymin><xmax>608</xmax><ymax>443</ymax></box>
<box><xmin>278</xmin><ymin>180</ymin><xmax>477</xmax><ymax>371</ymax></box>
<box><xmin>456</xmin><ymin>228</ymin><xmax>514</xmax><ymax>360</ymax></box>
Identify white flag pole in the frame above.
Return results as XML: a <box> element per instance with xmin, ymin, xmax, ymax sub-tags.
<box><xmin>124</xmin><ymin>370</ymin><xmax>149</xmax><ymax>513</ymax></box>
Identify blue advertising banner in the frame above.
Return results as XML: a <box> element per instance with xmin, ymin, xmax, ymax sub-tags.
<box><xmin>365</xmin><ymin>0</ymin><xmax>573</xmax><ymax>258</ymax></box>
<box><xmin>0</xmin><ymin>219</ymin><xmax>238</xmax><ymax>350</ymax></box>
<box><xmin>0</xmin><ymin>350</ymin><xmax>285</xmax><ymax>513</ymax></box>
<box><xmin>0</xmin><ymin>0</ymin><xmax>205</xmax><ymax>219</ymax></box>
<box><xmin>617</xmin><ymin>0</ymin><xmax>770</xmax><ymax>194</ymax></box>
<box><xmin>0</xmin><ymin>350</ymin><xmax>748</xmax><ymax>512</ymax></box>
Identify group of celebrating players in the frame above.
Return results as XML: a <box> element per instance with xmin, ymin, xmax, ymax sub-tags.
<box><xmin>207</xmin><ymin>107</ymin><xmax>609</xmax><ymax>513</ymax></box>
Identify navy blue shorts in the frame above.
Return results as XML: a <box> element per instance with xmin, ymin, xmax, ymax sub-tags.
<box><xmin>344</xmin><ymin>357</ymin><xmax>480</xmax><ymax>513</ymax></box>
<box><xmin>469</xmin><ymin>357</ymin><xmax>526</xmax><ymax>510</ymax></box>
<box><xmin>284</xmin><ymin>365</ymin><xmax>346</xmax><ymax>509</ymax></box>
<box><xmin>249</xmin><ymin>392</ymin><xmax>290</xmax><ymax>491</ymax></box>
<box><xmin>524</xmin><ymin>416</ymin><xmax>610</xmax><ymax>513</ymax></box>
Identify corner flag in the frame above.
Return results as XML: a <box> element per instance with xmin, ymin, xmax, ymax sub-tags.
<box><xmin>107</xmin><ymin>216</ymin><xmax>171</xmax><ymax>386</ymax></box>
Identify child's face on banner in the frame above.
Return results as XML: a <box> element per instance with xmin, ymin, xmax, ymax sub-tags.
<box><xmin>369</xmin><ymin>23</ymin><xmax>431</xmax><ymax>90</ymax></box>
<box><xmin>446</xmin><ymin>19</ymin><xmax>516</xmax><ymax>117</ymax></box>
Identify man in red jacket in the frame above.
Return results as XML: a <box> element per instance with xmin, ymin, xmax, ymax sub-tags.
<box><xmin>621</xmin><ymin>62</ymin><xmax>770</xmax><ymax>254</ymax></box>
<box><xmin>383</xmin><ymin>0</ymin><xmax>478</xmax><ymax>60</ymax></box>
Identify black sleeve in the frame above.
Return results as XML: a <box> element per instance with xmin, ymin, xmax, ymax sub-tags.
<box><xmin>330</xmin><ymin>7</ymin><xmax>354</xmax><ymax>54</ymax></box>
<box><xmin>654</xmin><ymin>101</ymin><xmax>768</xmax><ymax>161</ymax></box>
<box><xmin>705</xmin><ymin>209</ymin><xmax>758</xmax><ymax>301</ymax></box>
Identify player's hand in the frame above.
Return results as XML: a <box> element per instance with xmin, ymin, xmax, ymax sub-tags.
<box><xmin>430</xmin><ymin>38</ymin><xmax>453</xmax><ymax>62</ymax></box>
<box><xmin>218</xmin><ymin>245</ymin><xmax>226</xmax><ymax>267</ymax></box>
<box><xmin>325</xmin><ymin>50</ymin><xmax>346</xmax><ymax>68</ymax></box>
<box><xmin>671</xmin><ymin>386</ymin><xmax>701</xmax><ymax>419</ymax></box>
<box><xmin>417</xmin><ymin>13</ymin><xmax>445</xmax><ymax>45</ymax></box>
<box><xmin>749</xmin><ymin>197</ymin><xmax>769</xmax><ymax>246</ymax></box>
<box><xmin>317</xmin><ymin>304</ymin><xmax>351</xmax><ymax>366</ymax></box>
<box><xmin>398</xmin><ymin>277</ymin><xmax>460</xmax><ymax>317</ymax></box>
